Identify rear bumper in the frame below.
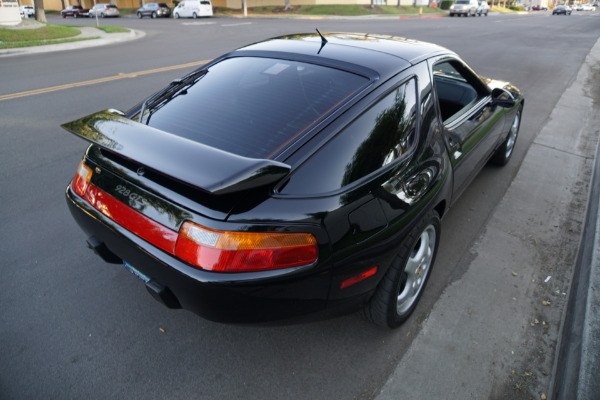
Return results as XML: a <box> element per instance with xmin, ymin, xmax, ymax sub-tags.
<box><xmin>65</xmin><ymin>185</ymin><xmax>331</xmax><ymax>323</ymax></box>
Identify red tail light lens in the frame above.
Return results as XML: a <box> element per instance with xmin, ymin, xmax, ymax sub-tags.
<box><xmin>72</xmin><ymin>160</ymin><xmax>92</xmax><ymax>196</ymax></box>
<box><xmin>175</xmin><ymin>222</ymin><xmax>318</xmax><ymax>272</ymax></box>
<box><xmin>70</xmin><ymin>161</ymin><xmax>317</xmax><ymax>273</ymax></box>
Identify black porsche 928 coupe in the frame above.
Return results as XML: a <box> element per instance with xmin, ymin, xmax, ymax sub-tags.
<box><xmin>63</xmin><ymin>32</ymin><xmax>523</xmax><ymax>328</ymax></box>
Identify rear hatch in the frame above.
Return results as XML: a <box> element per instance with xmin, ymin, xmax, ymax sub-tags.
<box><xmin>63</xmin><ymin>109</ymin><xmax>291</xmax><ymax>223</ymax></box>
<box><xmin>63</xmin><ymin>57</ymin><xmax>369</xmax><ymax>270</ymax></box>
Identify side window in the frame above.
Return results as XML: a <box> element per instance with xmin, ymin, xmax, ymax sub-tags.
<box><xmin>280</xmin><ymin>78</ymin><xmax>418</xmax><ymax>195</ymax></box>
<box><xmin>433</xmin><ymin>60</ymin><xmax>487</xmax><ymax>123</ymax></box>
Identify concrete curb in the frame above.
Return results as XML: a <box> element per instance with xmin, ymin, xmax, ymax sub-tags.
<box><xmin>551</xmin><ymin>37</ymin><xmax>600</xmax><ymax>400</ymax></box>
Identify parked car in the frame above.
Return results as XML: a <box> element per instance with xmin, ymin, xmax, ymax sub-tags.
<box><xmin>89</xmin><ymin>3</ymin><xmax>119</xmax><ymax>18</ymax></box>
<box><xmin>449</xmin><ymin>0</ymin><xmax>478</xmax><ymax>16</ymax></box>
<box><xmin>62</xmin><ymin>32</ymin><xmax>523</xmax><ymax>328</ymax></box>
<box><xmin>553</xmin><ymin>5</ymin><xmax>572</xmax><ymax>14</ymax></box>
<box><xmin>579</xmin><ymin>3</ymin><xmax>595</xmax><ymax>10</ymax></box>
<box><xmin>532</xmin><ymin>4</ymin><xmax>548</xmax><ymax>10</ymax></box>
<box><xmin>19</xmin><ymin>5</ymin><xmax>35</xmax><ymax>17</ymax></box>
<box><xmin>136</xmin><ymin>2</ymin><xmax>171</xmax><ymax>18</ymax></box>
<box><xmin>476</xmin><ymin>1</ymin><xmax>489</xmax><ymax>15</ymax></box>
<box><xmin>60</xmin><ymin>5</ymin><xmax>89</xmax><ymax>18</ymax></box>
<box><xmin>593</xmin><ymin>1</ymin><xmax>599</xmax><ymax>6</ymax></box>
<box><xmin>173</xmin><ymin>0</ymin><xmax>213</xmax><ymax>18</ymax></box>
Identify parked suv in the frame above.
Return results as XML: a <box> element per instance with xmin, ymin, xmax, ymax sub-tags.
<box><xmin>449</xmin><ymin>0</ymin><xmax>478</xmax><ymax>16</ymax></box>
<box><xmin>137</xmin><ymin>2</ymin><xmax>171</xmax><ymax>18</ymax></box>
<box><xmin>89</xmin><ymin>3</ymin><xmax>120</xmax><ymax>18</ymax></box>
<box><xmin>61</xmin><ymin>5</ymin><xmax>89</xmax><ymax>18</ymax></box>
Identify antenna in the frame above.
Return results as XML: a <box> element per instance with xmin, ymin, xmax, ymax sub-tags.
<box><xmin>316</xmin><ymin>29</ymin><xmax>327</xmax><ymax>54</ymax></box>
<box><xmin>316</xmin><ymin>28</ymin><xmax>328</xmax><ymax>44</ymax></box>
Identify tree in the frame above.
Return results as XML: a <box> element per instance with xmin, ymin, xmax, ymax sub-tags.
<box><xmin>34</xmin><ymin>0</ymin><xmax>46</xmax><ymax>22</ymax></box>
<box><xmin>284</xmin><ymin>0</ymin><xmax>291</xmax><ymax>10</ymax></box>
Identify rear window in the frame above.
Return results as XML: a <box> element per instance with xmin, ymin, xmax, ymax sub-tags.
<box><xmin>144</xmin><ymin>57</ymin><xmax>369</xmax><ymax>159</ymax></box>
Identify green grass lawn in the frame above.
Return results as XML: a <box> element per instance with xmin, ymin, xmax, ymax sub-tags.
<box><xmin>0</xmin><ymin>24</ymin><xmax>80</xmax><ymax>43</ymax></box>
<box><xmin>92</xmin><ymin>25</ymin><xmax>130</xmax><ymax>33</ymax></box>
<box><xmin>0</xmin><ymin>23</ymin><xmax>129</xmax><ymax>49</ymax></box>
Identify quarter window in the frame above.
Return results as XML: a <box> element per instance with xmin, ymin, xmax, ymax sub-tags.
<box><xmin>281</xmin><ymin>78</ymin><xmax>418</xmax><ymax>195</ymax></box>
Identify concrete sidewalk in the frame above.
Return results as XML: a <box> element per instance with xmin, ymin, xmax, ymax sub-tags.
<box><xmin>0</xmin><ymin>20</ymin><xmax>144</xmax><ymax>57</ymax></box>
<box><xmin>375</xmin><ymin>38</ymin><xmax>600</xmax><ymax>400</ymax></box>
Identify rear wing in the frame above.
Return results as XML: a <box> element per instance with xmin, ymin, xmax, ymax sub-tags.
<box><xmin>61</xmin><ymin>110</ymin><xmax>291</xmax><ymax>195</ymax></box>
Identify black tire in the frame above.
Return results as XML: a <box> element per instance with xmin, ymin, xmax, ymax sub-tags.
<box><xmin>175</xmin><ymin>12</ymin><xmax>180</xmax><ymax>18</ymax></box>
<box><xmin>137</xmin><ymin>12</ymin><xmax>142</xmax><ymax>18</ymax></box>
<box><xmin>192</xmin><ymin>12</ymin><xmax>197</xmax><ymax>18</ymax></box>
<box><xmin>364</xmin><ymin>211</ymin><xmax>441</xmax><ymax>328</ymax></box>
<box><xmin>152</xmin><ymin>11</ymin><xmax>157</xmax><ymax>18</ymax></box>
<box><xmin>490</xmin><ymin>106</ymin><xmax>522</xmax><ymax>166</ymax></box>
<box><xmin>101</xmin><ymin>12</ymin><xmax>105</xmax><ymax>18</ymax></box>
<box><xmin>62</xmin><ymin>13</ymin><xmax>66</xmax><ymax>18</ymax></box>
<box><xmin>74</xmin><ymin>13</ymin><xmax>78</xmax><ymax>18</ymax></box>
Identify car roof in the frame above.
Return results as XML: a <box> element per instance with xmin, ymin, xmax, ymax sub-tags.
<box><xmin>234</xmin><ymin>33</ymin><xmax>452</xmax><ymax>80</ymax></box>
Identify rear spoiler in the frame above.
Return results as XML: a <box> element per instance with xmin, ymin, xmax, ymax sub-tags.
<box><xmin>61</xmin><ymin>110</ymin><xmax>291</xmax><ymax>195</ymax></box>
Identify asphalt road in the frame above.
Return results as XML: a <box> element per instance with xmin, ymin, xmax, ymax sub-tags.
<box><xmin>1</xmin><ymin>11</ymin><xmax>599</xmax><ymax>399</ymax></box>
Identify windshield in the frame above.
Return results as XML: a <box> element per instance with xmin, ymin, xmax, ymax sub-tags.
<box><xmin>143</xmin><ymin>57</ymin><xmax>369</xmax><ymax>159</ymax></box>
<box><xmin>456</xmin><ymin>1</ymin><xmax>470</xmax><ymax>4</ymax></box>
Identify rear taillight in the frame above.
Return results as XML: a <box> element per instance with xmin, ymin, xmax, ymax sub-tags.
<box><xmin>72</xmin><ymin>160</ymin><xmax>92</xmax><ymax>196</ymax></box>
<box><xmin>70</xmin><ymin>162</ymin><xmax>318</xmax><ymax>273</ymax></box>
<box><xmin>175</xmin><ymin>221</ymin><xmax>318</xmax><ymax>272</ymax></box>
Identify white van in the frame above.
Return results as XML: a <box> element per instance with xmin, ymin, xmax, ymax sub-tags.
<box><xmin>173</xmin><ymin>0</ymin><xmax>213</xmax><ymax>18</ymax></box>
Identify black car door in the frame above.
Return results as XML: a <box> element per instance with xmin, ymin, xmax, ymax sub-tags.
<box><xmin>429</xmin><ymin>57</ymin><xmax>505</xmax><ymax>201</ymax></box>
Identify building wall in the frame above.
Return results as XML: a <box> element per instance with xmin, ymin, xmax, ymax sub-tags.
<box><xmin>212</xmin><ymin>0</ymin><xmax>376</xmax><ymax>8</ymax></box>
<box><xmin>41</xmin><ymin>0</ymin><xmax>146</xmax><ymax>10</ymax></box>
<box><xmin>0</xmin><ymin>0</ymin><xmax>22</xmax><ymax>25</ymax></box>
<box><xmin>211</xmin><ymin>0</ymin><xmax>420</xmax><ymax>7</ymax></box>
<box><xmin>41</xmin><ymin>0</ymin><xmax>420</xmax><ymax>11</ymax></box>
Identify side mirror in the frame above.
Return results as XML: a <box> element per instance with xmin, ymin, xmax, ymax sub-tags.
<box><xmin>491</xmin><ymin>87</ymin><xmax>516</xmax><ymax>108</ymax></box>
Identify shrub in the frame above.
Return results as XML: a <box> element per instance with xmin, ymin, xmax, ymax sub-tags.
<box><xmin>439</xmin><ymin>0</ymin><xmax>453</xmax><ymax>10</ymax></box>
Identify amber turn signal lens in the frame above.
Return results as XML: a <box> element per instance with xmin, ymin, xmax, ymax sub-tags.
<box><xmin>72</xmin><ymin>160</ymin><xmax>92</xmax><ymax>197</ymax></box>
<box><xmin>175</xmin><ymin>222</ymin><xmax>318</xmax><ymax>272</ymax></box>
